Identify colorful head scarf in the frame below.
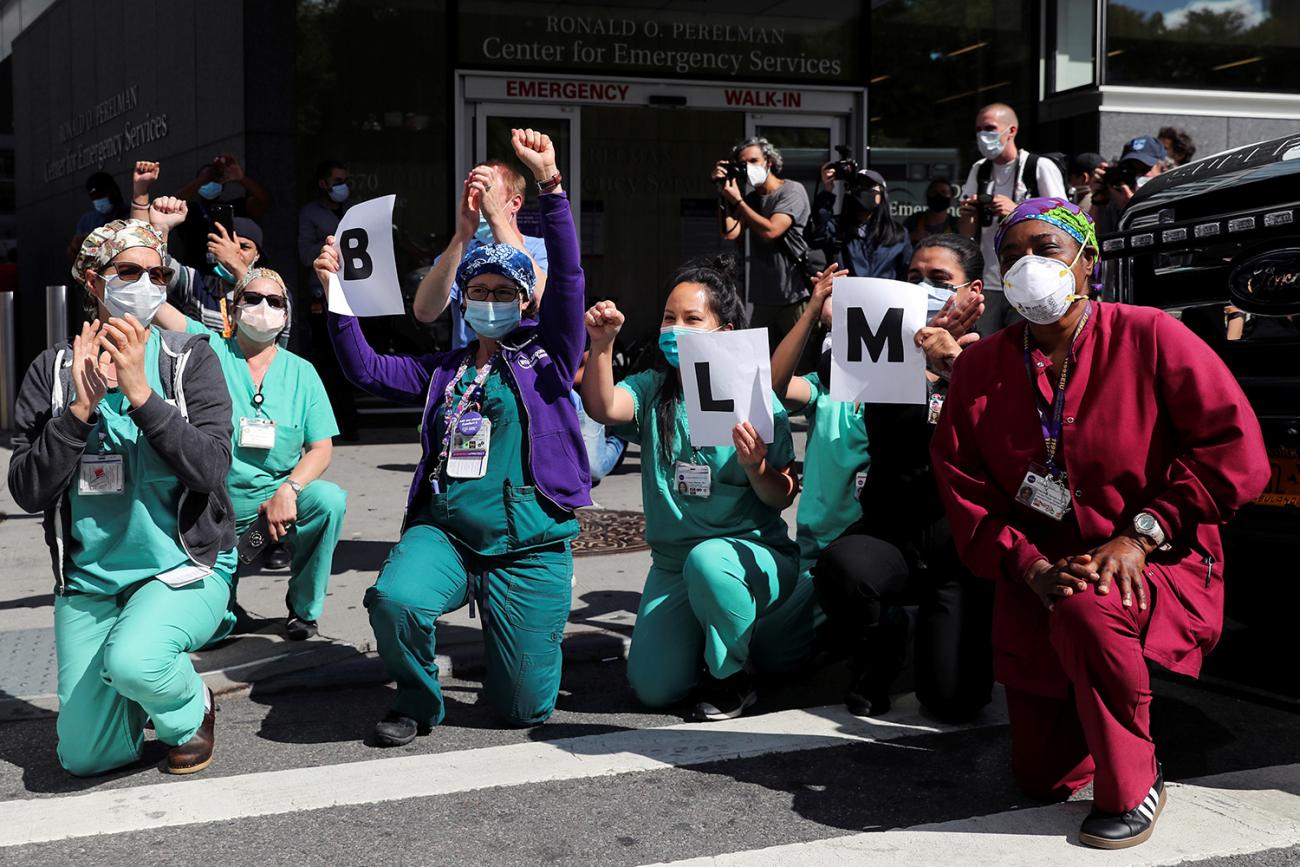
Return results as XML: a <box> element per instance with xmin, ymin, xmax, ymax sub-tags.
<box><xmin>993</xmin><ymin>197</ymin><xmax>1097</xmax><ymax>254</ymax></box>
<box><xmin>456</xmin><ymin>243</ymin><xmax>536</xmax><ymax>300</ymax></box>
<box><xmin>234</xmin><ymin>266</ymin><xmax>287</xmax><ymax>298</ymax></box>
<box><xmin>71</xmin><ymin>219</ymin><xmax>166</xmax><ymax>286</ymax></box>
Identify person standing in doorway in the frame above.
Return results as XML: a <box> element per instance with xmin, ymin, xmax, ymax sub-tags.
<box><xmin>958</xmin><ymin>103</ymin><xmax>1067</xmax><ymax>337</ymax></box>
<box><xmin>713</xmin><ymin>137</ymin><xmax>812</xmax><ymax>355</ymax></box>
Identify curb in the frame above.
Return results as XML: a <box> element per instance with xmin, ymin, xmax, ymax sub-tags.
<box><xmin>0</xmin><ymin>628</ymin><xmax>632</xmax><ymax>721</ymax></box>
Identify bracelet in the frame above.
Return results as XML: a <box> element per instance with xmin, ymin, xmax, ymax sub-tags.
<box><xmin>537</xmin><ymin>172</ymin><xmax>562</xmax><ymax>193</ymax></box>
<box><xmin>131</xmin><ymin>199</ymin><xmax>150</xmax><ymax>208</ymax></box>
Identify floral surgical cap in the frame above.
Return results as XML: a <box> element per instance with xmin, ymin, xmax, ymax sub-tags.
<box><xmin>994</xmin><ymin>197</ymin><xmax>1097</xmax><ymax>254</ymax></box>
<box><xmin>456</xmin><ymin>243</ymin><xmax>537</xmax><ymax>299</ymax></box>
<box><xmin>71</xmin><ymin>219</ymin><xmax>166</xmax><ymax>287</ymax></box>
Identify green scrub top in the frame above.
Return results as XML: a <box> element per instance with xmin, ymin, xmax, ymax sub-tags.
<box><xmin>791</xmin><ymin>372</ymin><xmax>871</xmax><ymax>569</ymax></box>
<box><xmin>65</xmin><ymin>328</ymin><xmax>236</xmax><ymax>594</ymax></box>
<box><xmin>416</xmin><ymin>362</ymin><xmax>578</xmax><ymax>556</ymax></box>
<box><xmin>615</xmin><ymin>369</ymin><xmax>798</xmax><ymax>572</ymax></box>
<box><xmin>187</xmin><ymin>319</ymin><xmax>338</xmax><ymax>520</ymax></box>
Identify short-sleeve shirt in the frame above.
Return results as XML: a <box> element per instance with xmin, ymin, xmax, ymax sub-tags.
<box><xmin>187</xmin><ymin>319</ymin><xmax>339</xmax><ymax>519</ymax></box>
<box><xmin>615</xmin><ymin>369</ymin><xmax>798</xmax><ymax>571</ymax></box>
<box><xmin>743</xmin><ymin>181</ymin><xmax>812</xmax><ymax>307</ymax></box>
<box><xmin>961</xmin><ymin>152</ymin><xmax>1067</xmax><ymax>292</ymax></box>
<box><xmin>790</xmin><ymin>372</ymin><xmax>871</xmax><ymax>569</ymax></box>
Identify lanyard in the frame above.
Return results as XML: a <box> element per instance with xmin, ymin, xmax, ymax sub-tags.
<box><xmin>430</xmin><ymin>352</ymin><xmax>497</xmax><ymax>484</ymax></box>
<box><xmin>1022</xmin><ymin>303</ymin><xmax>1090</xmax><ymax>476</ymax></box>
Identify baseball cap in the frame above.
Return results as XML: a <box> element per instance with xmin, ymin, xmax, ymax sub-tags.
<box><xmin>1119</xmin><ymin>136</ymin><xmax>1166</xmax><ymax>167</ymax></box>
<box><xmin>857</xmin><ymin>169</ymin><xmax>887</xmax><ymax>189</ymax></box>
<box><xmin>1069</xmin><ymin>152</ymin><xmax>1105</xmax><ymax>176</ymax></box>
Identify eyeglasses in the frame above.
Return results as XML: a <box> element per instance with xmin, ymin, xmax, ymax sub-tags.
<box><xmin>105</xmin><ymin>263</ymin><xmax>175</xmax><ymax>286</ymax></box>
<box><xmin>238</xmin><ymin>291</ymin><xmax>288</xmax><ymax>310</ymax></box>
<box><xmin>465</xmin><ymin>283</ymin><xmax>521</xmax><ymax>303</ymax></box>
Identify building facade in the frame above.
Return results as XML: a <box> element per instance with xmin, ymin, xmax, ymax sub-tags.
<box><xmin>5</xmin><ymin>0</ymin><xmax>1299</xmax><ymax>369</ymax></box>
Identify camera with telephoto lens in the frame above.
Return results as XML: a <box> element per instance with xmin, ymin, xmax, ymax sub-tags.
<box><xmin>715</xmin><ymin>160</ymin><xmax>747</xmax><ymax>186</ymax></box>
<box><xmin>829</xmin><ymin>145</ymin><xmax>860</xmax><ymax>182</ymax></box>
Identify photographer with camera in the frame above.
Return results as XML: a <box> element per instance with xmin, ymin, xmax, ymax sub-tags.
<box><xmin>958</xmin><ymin>103</ymin><xmax>1066</xmax><ymax>337</ymax></box>
<box><xmin>1090</xmin><ymin>136</ymin><xmax>1166</xmax><ymax>235</ymax></box>
<box><xmin>714</xmin><ymin>137</ymin><xmax>812</xmax><ymax>354</ymax></box>
<box><xmin>809</xmin><ymin>157</ymin><xmax>911</xmax><ymax>281</ymax></box>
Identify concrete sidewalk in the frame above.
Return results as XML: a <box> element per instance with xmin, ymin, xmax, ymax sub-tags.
<box><xmin>0</xmin><ymin>423</ymin><xmax>809</xmax><ymax>720</ymax></box>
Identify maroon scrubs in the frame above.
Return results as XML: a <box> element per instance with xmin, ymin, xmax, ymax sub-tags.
<box><xmin>931</xmin><ymin>301</ymin><xmax>1269</xmax><ymax>812</ymax></box>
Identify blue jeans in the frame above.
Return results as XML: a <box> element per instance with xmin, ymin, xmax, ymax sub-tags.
<box><xmin>573</xmin><ymin>393</ymin><xmax>626</xmax><ymax>481</ymax></box>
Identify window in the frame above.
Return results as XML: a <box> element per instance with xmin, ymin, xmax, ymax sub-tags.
<box><xmin>1105</xmin><ymin>1</ymin><xmax>1300</xmax><ymax>91</ymax></box>
<box><xmin>1049</xmin><ymin>0</ymin><xmax>1097</xmax><ymax>93</ymax></box>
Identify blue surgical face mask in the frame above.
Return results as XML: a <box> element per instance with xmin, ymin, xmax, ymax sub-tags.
<box><xmin>92</xmin><ymin>196</ymin><xmax>113</xmax><ymax>215</ymax></box>
<box><xmin>657</xmin><ymin>325</ymin><xmax>714</xmax><ymax>369</ymax></box>
<box><xmin>329</xmin><ymin>183</ymin><xmax>350</xmax><ymax>204</ymax></box>
<box><xmin>198</xmin><ymin>181</ymin><xmax>224</xmax><ymax>201</ymax></box>
<box><xmin>464</xmin><ymin>299</ymin><xmax>521</xmax><ymax>339</ymax></box>
<box><xmin>917</xmin><ymin>280</ymin><xmax>962</xmax><ymax>318</ymax></box>
<box><xmin>474</xmin><ymin>214</ymin><xmax>495</xmax><ymax>245</ymax></box>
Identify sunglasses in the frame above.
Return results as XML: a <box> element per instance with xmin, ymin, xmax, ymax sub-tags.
<box><xmin>238</xmin><ymin>291</ymin><xmax>288</xmax><ymax>310</ymax></box>
<box><xmin>105</xmin><ymin>263</ymin><xmax>175</xmax><ymax>286</ymax></box>
<box><xmin>465</xmin><ymin>283</ymin><xmax>521</xmax><ymax>303</ymax></box>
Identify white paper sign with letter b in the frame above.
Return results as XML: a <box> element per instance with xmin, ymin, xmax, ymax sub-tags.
<box><xmin>327</xmin><ymin>194</ymin><xmax>405</xmax><ymax>317</ymax></box>
<box><xmin>678</xmin><ymin>328</ymin><xmax>774</xmax><ymax>448</ymax></box>
<box><xmin>830</xmin><ymin>277</ymin><xmax>928</xmax><ymax>405</ymax></box>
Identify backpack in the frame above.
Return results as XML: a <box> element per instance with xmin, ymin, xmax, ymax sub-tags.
<box><xmin>50</xmin><ymin>329</ymin><xmax>210</xmax><ymax>421</ymax></box>
<box><xmin>976</xmin><ymin>151</ymin><xmax>1042</xmax><ymax>201</ymax></box>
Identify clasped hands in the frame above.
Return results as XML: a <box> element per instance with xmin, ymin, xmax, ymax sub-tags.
<box><xmin>1025</xmin><ymin>531</ymin><xmax>1155</xmax><ymax>612</ymax></box>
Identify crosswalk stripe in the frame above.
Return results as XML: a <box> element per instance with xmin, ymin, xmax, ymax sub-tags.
<box><xmin>0</xmin><ymin>693</ymin><xmax>1008</xmax><ymax>848</ymax></box>
<box><xmin>648</xmin><ymin>763</ymin><xmax>1300</xmax><ymax>867</ymax></box>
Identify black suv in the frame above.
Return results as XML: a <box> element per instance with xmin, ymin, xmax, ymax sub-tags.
<box><xmin>1098</xmin><ymin>133</ymin><xmax>1300</xmax><ymax>689</ymax></box>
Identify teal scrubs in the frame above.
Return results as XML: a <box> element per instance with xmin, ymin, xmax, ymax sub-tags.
<box><xmin>189</xmin><ymin>319</ymin><xmax>345</xmax><ymax>622</ymax></box>
<box><xmin>615</xmin><ymin>370</ymin><xmax>817</xmax><ymax>708</ymax></box>
<box><xmin>365</xmin><ymin>362</ymin><xmax>578</xmax><ymax>728</ymax></box>
<box><xmin>56</xmin><ymin>327</ymin><xmax>234</xmax><ymax>776</ymax></box>
<box><xmin>791</xmin><ymin>372</ymin><xmax>871</xmax><ymax>570</ymax></box>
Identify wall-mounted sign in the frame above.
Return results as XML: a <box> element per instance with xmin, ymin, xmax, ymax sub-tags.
<box><xmin>466</xmin><ymin>75</ymin><xmax>857</xmax><ymax>114</ymax></box>
<box><xmin>43</xmin><ymin>83</ymin><xmax>170</xmax><ymax>183</ymax></box>
<box><xmin>461</xmin><ymin>2</ymin><xmax>861</xmax><ymax>83</ymax></box>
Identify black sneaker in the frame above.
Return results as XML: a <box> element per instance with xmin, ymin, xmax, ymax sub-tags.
<box><xmin>1079</xmin><ymin>764</ymin><xmax>1166</xmax><ymax>850</ymax></box>
<box><xmin>264</xmin><ymin>542</ymin><xmax>292</xmax><ymax>570</ymax></box>
<box><xmin>285</xmin><ymin>615</ymin><xmax>318</xmax><ymax>641</ymax></box>
<box><xmin>844</xmin><ymin>670</ymin><xmax>892</xmax><ymax>718</ymax></box>
<box><xmin>692</xmin><ymin>671</ymin><xmax>757</xmax><ymax>722</ymax></box>
<box><xmin>373</xmin><ymin>712</ymin><xmax>427</xmax><ymax>747</ymax></box>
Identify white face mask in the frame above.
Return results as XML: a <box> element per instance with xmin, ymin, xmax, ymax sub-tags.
<box><xmin>976</xmin><ymin>129</ymin><xmax>1005</xmax><ymax>160</ymax></box>
<box><xmin>1001</xmin><ymin>244</ymin><xmax>1087</xmax><ymax>325</ymax></box>
<box><xmin>103</xmin><ymin>273</ymin><xmax>166</xmax><ymax>325</ymax></box>
<box><xmin>746</xmin><ymin>162</ymin><xmax>770</xmax><ymax>187</ymax></box>
<box><xmin>1135</xmin><ymin>175</ymin><xmax>1151</xmax><ymax>189</ymax></box>
<box><xmin>236</xmin><ymin>299</ymin><xmax>287</xmax><ymax>343</ymax></box>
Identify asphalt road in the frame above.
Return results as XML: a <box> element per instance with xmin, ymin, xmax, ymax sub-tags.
<box><xmin>2</xmin><ymin>653</ymin><xmax>1298</xmax><ymax>866</ymax></box>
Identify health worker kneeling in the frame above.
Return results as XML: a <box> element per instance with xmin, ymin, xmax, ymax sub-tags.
<box><xmin>931</xmin><ymin>198</ymin><xmax>1270</xmax><ymax>850</ymax></box>
<box><xmin>8</xmin><ymin>220</ymin><xmax>236</xmax><ymax>776</ymax></box>
<box><xmin>154</xmin><ymin>267</ymin><xmax>345</xmax><ymax>641</ymax></box>
<box><xmin>581</xmin><ymin>256</ymin><xmax>817</xmax><ymax>721</ymax></box>
<box><xmin>317</xmin><ymin>128</ymin><xmax>590</xmax><ymax>746</ymax></box>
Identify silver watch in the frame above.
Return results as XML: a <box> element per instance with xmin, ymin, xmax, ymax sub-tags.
<box><xmin>1133</xmin><ymin>511</ymin><xmax>1166</xmax><ymax>548</ymax></box>
<box><xmin>284</xmin><ymin>479</ymin><xmax>304</xmax><ymax>496</ymax></box>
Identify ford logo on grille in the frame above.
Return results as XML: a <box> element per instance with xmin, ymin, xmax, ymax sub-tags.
<box><xmin>1228</xmin><ymin>247</ymin><xmax>1300</xmax><ymax>315</ymax></box>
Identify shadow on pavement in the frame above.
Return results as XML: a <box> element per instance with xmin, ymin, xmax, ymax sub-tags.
<box><xmin>0</xmin><ymin>593</ymin><xmax>54</xmax><ymax>611</ymax></box>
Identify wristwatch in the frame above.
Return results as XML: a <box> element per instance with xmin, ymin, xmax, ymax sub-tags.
<box><xmin>1132</xmin><ymin>511</ymin><xmax>1167</xmax><ymax>548</ymax></box>
<box><xmin>283</xmin><ymin>479</ymin><xmax>304</xmax><ymax>497</ymax></box>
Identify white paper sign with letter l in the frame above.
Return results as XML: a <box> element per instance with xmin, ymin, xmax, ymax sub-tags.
<box><xmin>678</xmin><ymin>328</ymin><xmax>774</xmax><ymax>448</ymax></box>
<box><xmin>327</xmin><ymin>194</ymin><xmax>405</xmax><ymax>317</ymax></box>
<box><xmin>830</xmin><ymin>277</ymin><xmax>928</xmax><ymax>405</ymax></box>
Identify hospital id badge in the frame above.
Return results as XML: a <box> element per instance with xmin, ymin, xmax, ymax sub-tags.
<box><xmin>674</xmin><ymin>462</ymin><xmax>712</xmax><ymax>498</ymax></box>
<box><xmin>78</xmin><ymin>454</ymin><xmax>124</xmax><ymax>496</ymax></box>
<box><xmin>1015</xmin><ymin>463</ymin><xmax>1072</xmax><ymax>521</ymax></box>
<box><xmin>927</xmin><ymin>392</ymin><xmax>945</xmax><ymax>425</ymax></box>
<box><xmin>238</xmin><ymin>417</ymin><xmax>276</xmax><ymax>449</ymax></box>
<box><xmin>446</xmin><ymin>414</ymin><xmax>491</xmax><ymax>479</ymax></box>
<box><xmin>854</xmin><ymin>471</ymin><xmax>868</xmax><ymax>500</ymax></box>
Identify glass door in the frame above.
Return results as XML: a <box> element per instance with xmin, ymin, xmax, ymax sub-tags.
<box><xmin>472</xmin><ymin>104</ymin><xmax>581</xmax><ymax>239</ymax></box>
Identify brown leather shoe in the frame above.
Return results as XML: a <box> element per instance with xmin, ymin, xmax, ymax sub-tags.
<box><xmin>167</xmin><ymin>692</ymin><xmax>215</xmax><ymax>775</ymax></box>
